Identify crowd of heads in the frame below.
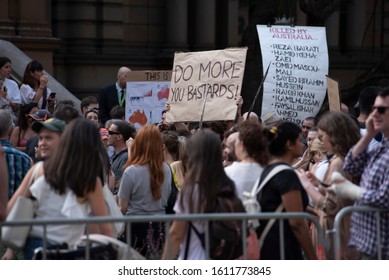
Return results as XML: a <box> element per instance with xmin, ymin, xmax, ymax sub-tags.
<box><xmin>2</xmin><ymin>55</ymin><xmax>389</xmax><ymax>260</ymax></box>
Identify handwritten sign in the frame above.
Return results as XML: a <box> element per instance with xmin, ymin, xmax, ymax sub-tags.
<box><xmin>166</xmin><ymin>48</ymin><xmax>247</xmax><ymax>123</ymax></box>
<box><xmin>126</xmin><ymin>71</ymin><xmax>171</xmax><ymax>130</ymax></box>
<box><xmin>257</xmin><ymin>25</ymin><xmax>329</xmax><ymax>125</ymax></box>
<box><xmin>326</xmin><ymin>75</ymin><xmax>341</xmax><ymax>112</ymax></box>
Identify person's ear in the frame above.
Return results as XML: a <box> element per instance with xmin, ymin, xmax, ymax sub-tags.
<box><xmin>286</xmin><ymin>139</ymin><xmax>294</xmax><ymax>150</ymax></box>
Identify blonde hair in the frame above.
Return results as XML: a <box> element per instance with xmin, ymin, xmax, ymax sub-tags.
<box><xmin>309</xmin><ymin>138</ymin><xmax>326</xmax><ymax>154</ymax></box>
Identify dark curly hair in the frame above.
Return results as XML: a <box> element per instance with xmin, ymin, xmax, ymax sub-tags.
<box><xmin>237</xmin><ymin>120</ymin><xmax>269</xmax><ymax>166</ymax></box>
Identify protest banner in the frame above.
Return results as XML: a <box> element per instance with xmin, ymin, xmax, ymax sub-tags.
<box><xmin>326</xmin><ymin>75</ymin><xmax>341</xmax><ymax>112</ymax></box>
<box><xmin>257</xmin><ymin>25</ymin><xmax>329</xmax><ymax>125</ymax></box>
<box><xmin>126</xmin><ymin>71</ymin><xmax>171</xmax><ymax>130</ymax></box>
<box><xmin>166</xmin><ymin>48</ymin><xmax>247</xmax><ymax>123</ymax></box>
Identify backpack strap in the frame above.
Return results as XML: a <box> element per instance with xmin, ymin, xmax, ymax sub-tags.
<box><xmin>259</xmin><ymin>203</ymin><xmax>283</xmax><ymax>246</ymax></box>
<box><xmin>189</xmin><ymin>222</ymin><xmax>204</xmax><ymax>246</ymax></box>
<box><xmin>250</xmin><ymin>164</ymin><xmax>292</xmax><ymax>198</ymax></box>
<box><xmin>254</xmin><ymin>164</ymin><xmax>292</xmax><ymax>246</ymax></box>
<box><xmin>184</xmin><ymin>222</ymin><xmax>192</xmax><ymax>260</ymax></box>
<box><xmin>184</xmin><ymin>222</ymin><xmax>206</xmax><ymax>259</ymax></box>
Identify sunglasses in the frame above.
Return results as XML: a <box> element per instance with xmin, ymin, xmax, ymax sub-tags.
<box><xmin>372</xmin><ymin>106</ymin><xmax>389</xmax><ymax>114</ymax></box>
<box><xmin>108</xmin><ymin>130</ymin><xmax>121</xmax><ymax>135</ymax></box>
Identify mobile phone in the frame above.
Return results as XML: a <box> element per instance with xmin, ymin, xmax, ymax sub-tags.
<box><xmin>49</xmin><ymin>92</ymin><xmax>56</xmax><ymax>98</ymax></box>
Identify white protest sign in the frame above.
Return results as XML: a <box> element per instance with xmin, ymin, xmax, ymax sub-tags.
<box><xmin>125</xmin><ymin>71</ymin><xmax>171</xmax><ymax>130</ymax></box>
<box><xmin>257</xmin><ymin>25</ymin><xmax>329</xmax><ymax>125</ymax></box>
<box><xmin>166</xmin><ymin>48</ymin><xmax>247</xmax><ymax>123</ymax></box>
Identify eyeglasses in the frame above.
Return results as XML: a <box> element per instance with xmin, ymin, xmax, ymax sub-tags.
<box><xmin>108</xmin><ymin>130</ymin><xmax>121</xmax><ymax>135</ymax></box>
<box><xmin>372</xmin><ymin>106</ymin><xmax>389</xmax><ymax>114</ymax></box>
<box><xmin>302</xmin><ymin>125</ymin><xmax>312</xmax><ymax>130</ymax></box>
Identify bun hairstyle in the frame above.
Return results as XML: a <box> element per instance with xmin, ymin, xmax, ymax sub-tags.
<box><xmin>237</xmin><ymin>120</ymin><xmax>269</xmax><ymax>166</ymax></box>
<box><xmin>264</xmin><ymin>122</ymin><xmax>302</xmax><ymax>156</ymax></box>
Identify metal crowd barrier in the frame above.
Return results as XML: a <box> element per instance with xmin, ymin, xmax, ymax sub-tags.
<box><xmin>0</xmin><ymin>212</ymin><xmax>323</xmax><ymax>260</ymax></box>
<box><xmin>333</xmin><ymin>205</ymin><xmax>389</xmax><ymax>260</ymax></box>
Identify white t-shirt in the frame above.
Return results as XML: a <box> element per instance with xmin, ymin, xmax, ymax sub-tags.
<box><xmin>118</xmin><ymin>163</ymin><xmax>171</xmax><ymax>215</ymax></box>
<box><xmin>224</xmin><ymin>161</ymin><xmax>263</xmax><ymax>201</ymax></box>
<box><xmin>174</xmin><ymin>184</ymin><xmax>206</xmax><ymax>260</ymax></box>
<box><xmin>20</xmin><ymin>83</ymin><xmax>51</xmax><ymax>109</ymax></box>
<box><xmin>313</xmin><ymin>160</ymin><xmax>329</xmax><ymax>182</ymax></box>
<box><xmin>4</xmin><ymin>78</ymin><xmax>21</xmax><ymax>104</ymax></box>
<box><xmin>29</xmin><ymin>176</ymin><xmax>89</xmax><ymax>248</ymax></box>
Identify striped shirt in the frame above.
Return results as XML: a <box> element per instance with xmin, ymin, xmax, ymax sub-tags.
<box><xmin>343</xmin><ymin>138</ymin><xmax>389</xmax><ymax>259</ymax></box>
<box><xmin>0</xmin><ymin>140</ymin><xmax>32</xmax><ymax>198</ymax></box>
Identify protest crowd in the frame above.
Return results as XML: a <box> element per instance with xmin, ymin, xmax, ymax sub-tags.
<box><xmin>0</xmin><ymin>52</ymin><xmax>389</xmax><ymax>261</ymax></box>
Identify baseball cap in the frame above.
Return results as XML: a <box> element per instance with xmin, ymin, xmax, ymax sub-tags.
<box><xmin>28</xmin><ymin>109</ymin><xmax>52</xmax><ymax>121</ymax></box>
<box><xmin>32</xmin><ymin>118</ymin><xmax>66</xmax><ymax>133</ymax></box>
<box><xmin>99</xmin><ymin>128</ymin><xmax>109</xmax><ymax>140</ymax></box>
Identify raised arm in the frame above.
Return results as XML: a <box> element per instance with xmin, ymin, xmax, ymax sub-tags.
<box><xmin>352</xmin><ymin>114</ymin><xmax>376</xmax><ymax>158</ymax></box>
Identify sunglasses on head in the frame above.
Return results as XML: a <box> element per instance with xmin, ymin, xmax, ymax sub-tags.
<box><xmin>108</xmin><ymin>130</ymin><xmax>121</xmax><ymax>135</ymax></box>
<box><xmin>372</xmin><ymin>106</ymin><xmax>389</xmax><ymax>114</ymax></box>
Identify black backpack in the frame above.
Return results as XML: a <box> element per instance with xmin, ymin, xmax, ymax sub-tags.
<box><xmin>185</xmin><ymin>188</ymin><xmax>246</xmax><ymax>259</ymax></box>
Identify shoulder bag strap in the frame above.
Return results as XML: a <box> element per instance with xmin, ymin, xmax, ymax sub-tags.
<box><xmin>28</xmin><ymin>161</ymin><xmax>43</xmax><ymax>188</ymax></box>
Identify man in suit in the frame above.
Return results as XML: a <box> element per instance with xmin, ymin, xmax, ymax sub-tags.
<box><xmin>99</xmin><ymin>66</ymin><xmax>131</xmax><ymax>125</ymax></box>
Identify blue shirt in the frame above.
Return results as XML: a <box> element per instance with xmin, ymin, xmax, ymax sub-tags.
<box><xmin>0</xmin><ymin>140</ymin><xmax>32</xmax><ymax>198</ymax></box>
<box><xmin>343</xmin><ymin>138</ymin><xmax>389</xmax><ymax>259</ymax></box>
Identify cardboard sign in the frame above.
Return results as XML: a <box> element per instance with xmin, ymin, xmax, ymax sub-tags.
<box><xmin>257</xmin><ymin>25</ymin><xmax>329</xmax><ymax>125</ymax></box>
<box><xmin>166</xmin><ymin>48</ymin><xmax>247</xmax><ymax>123</ymax></box>
<box><xmin>125</xmin><ymin>71</ymin><xmax>171</xmax><ymax>130</ymax></box>
<box><xmin>326</xmin><ymin>75</ymin><xmax>341</xmax><ymax>112</ymax></box>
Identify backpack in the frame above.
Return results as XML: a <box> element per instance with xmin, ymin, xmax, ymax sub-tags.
<box><xmin>242</xmin><ymin>164</ymin><xmax>292</xmax><ymax>246</ymax></box>
<box><xmin>186</xmin><ymin>188</ymin><xmax>246</xmax><ymax>260</ymax></box>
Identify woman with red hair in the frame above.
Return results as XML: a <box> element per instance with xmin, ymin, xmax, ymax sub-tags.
<box><xmin>118</xmin><ymin>124</ymin><xmax>172</xmax><ymax>258</ymax></box>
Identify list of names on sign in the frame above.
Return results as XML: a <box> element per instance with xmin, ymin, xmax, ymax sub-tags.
<box><xmin>257</xmin><ymin>25</ymin><xmax>329</xmax><ymax>125</ymax></box>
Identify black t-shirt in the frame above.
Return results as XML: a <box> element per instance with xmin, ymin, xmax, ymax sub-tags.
<box><xmin>257</xmin><ymin>163</ymin><xmax>309</xmax><ymax>260</ymax></box>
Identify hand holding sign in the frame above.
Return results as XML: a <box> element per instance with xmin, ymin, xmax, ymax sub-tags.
<box><xmin>166</xmin><ymin>48</ymin><xmax>248</xmax><ymax>123</ymax></box>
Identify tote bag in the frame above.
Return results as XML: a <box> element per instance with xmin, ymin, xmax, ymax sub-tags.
<box><xmin>1</xmin><ymin>196</ymin><xmax>35</xmax><ymax>250</ymax></box>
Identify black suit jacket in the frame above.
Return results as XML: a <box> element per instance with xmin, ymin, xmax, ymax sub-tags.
<box><xmin>99</xmin><ymin>84</ymin><xmax>120</xmax><ymax>124</ymax></box>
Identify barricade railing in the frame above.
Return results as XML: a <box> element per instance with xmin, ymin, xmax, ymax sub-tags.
<box><xmin>333</xmin><ymin>205</ymin><xmax>388</xmax><ymax>260</ymax></box>
<box><xmin>0</xmin><ymin>212</ymin><xmax>323</xmax><ymax>260</ymax></box>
